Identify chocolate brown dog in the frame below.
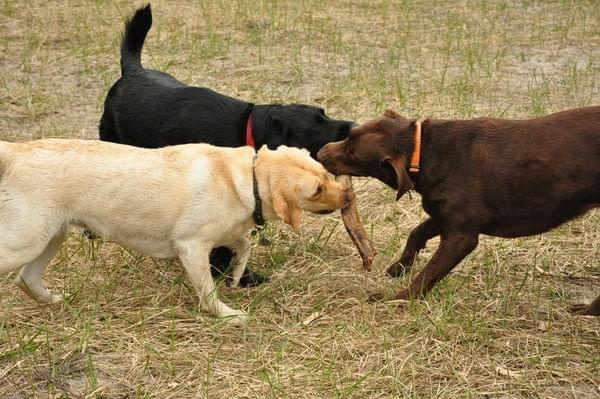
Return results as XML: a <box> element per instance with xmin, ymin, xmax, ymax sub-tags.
<box><xmin>317</xmin><ymin>107</ymin><xmax>600</xmax><ymax>316</ymax></box>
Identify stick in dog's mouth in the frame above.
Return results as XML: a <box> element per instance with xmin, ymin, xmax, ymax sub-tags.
<box><xmin>336</xmin><ymin>175</ymin><xmax>377</xmax><ymax>271</ymax></box>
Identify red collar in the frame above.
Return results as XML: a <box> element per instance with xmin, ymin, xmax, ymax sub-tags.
<box><xmin>246</xmin><ymin>113</ymin><xmax>255</xmax><ymax>148</ymax></box>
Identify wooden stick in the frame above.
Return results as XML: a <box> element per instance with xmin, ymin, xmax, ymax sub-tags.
<box><xmin>337</xmin><ymin>175</ymin><xmax>377</xmax><ymax>271</ymax></box>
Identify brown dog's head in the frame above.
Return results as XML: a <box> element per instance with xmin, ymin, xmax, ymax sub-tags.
<box><xmin>317</xmin><ymin>109</ymin><xmax>418</xmax><ymax>200</ymax></box>
<box><xmin>257</xmin><ymin>145</ymin><xmax>352</xmax><ymax>233</ymax></box>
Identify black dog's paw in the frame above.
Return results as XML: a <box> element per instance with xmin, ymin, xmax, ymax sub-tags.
<box><xmin>258</xmin><ymin>236</ymin><xmax>271</xmax><ymax>246</ymax></box>
<box><xmin>82</xmin><ymin>230</ymin><xmax>100</xmax><ymax>240</ymax></box>
<box><xmin>238</xmin><ymin>270</ymin><xmax>270</xmax><ymax>287</ymax></box>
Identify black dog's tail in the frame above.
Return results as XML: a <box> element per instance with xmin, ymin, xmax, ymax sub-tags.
<box><xmin>120</xmin><ymin>4</ymin><xmax>152</xmax><ymax>75</ymax></box>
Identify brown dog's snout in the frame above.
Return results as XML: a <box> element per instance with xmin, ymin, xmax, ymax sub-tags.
<box><xmin>317</xmin><ymin>142</ymin><xmax>342</xmax><ymax>175</ymax></box>
<box><xmin>317</xmin><ymin>143</ymin><xmax>334</xmax><ymax>163</ymax></box>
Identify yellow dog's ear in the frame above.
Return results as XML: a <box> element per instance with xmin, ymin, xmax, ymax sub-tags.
<box><xmin>272</xmin><ymin>187</ymin><xmax>303</xmax><ymax>234</ymax></box>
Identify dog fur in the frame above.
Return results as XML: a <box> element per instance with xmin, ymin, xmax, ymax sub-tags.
<box><xmin>98</xmin><ymin>4</ymin><xmax>355</xmax><ymax>287</ymax></box>
<box><xmin>100</xmin><ymin>4</ymin><xmax>354</xmax><ymax>161</ymax></box>
<box><xmin>317</xmin><ymin>107</ymin><xmax>600</xmax><ymax>316</ymax></box>
<box><xmin>0</xmin><ymin>139</ymin><xmax>350</xmax><ymax>324</ymax></box>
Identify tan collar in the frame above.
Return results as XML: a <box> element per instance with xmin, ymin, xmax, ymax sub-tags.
<box><xmin>408</xmin><ymin>119</ymin><xmax>423</xmax><ymax>173</ymax></box>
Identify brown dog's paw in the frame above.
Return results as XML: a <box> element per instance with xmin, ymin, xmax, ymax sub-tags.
<box><xmin>386</xmin><ymin>262</ymin><xmax>410</xmax><ymax>277</ymax></box>
<box><xmin>570</xmin><ymin>303</ymin><xmax>600</xmax><ymax>316</ymax></box>
<box><xmin>394</xmin><ymin>289</ymin><xmax>412</xmax><ymax>301</ymax></box>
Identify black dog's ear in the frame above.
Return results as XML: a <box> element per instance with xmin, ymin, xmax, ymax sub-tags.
<box><xmin>267</xmin><ymin>108</ymin><xmax>294</xmax><ymax>143</ymax></box>
<box><xmin>271</xmin><ymin>117</ymin><xmax>293</xmax><ymax>141</ymax></box>
<box><xmin>381</xmin><ymin>156</ymin><xmax>413</xmax><ymax>200</ymax></box>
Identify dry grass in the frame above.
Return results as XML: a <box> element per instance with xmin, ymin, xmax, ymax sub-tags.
<box><xmin>1</xmin><ymin>0</ymin><xmax>599</xmax><ymax>397</ymax></box>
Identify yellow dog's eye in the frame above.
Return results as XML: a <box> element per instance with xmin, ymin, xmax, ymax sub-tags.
<box><xmin>313</xmin><ymin>185</ymin><xmax>323</xmax><ymax>197</ymax></box>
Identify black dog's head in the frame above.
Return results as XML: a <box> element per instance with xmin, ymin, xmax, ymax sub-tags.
<box><xmin>259</xmin><ymin>104</ymin><xmax>355</xmax><ymax>159</ymax></box>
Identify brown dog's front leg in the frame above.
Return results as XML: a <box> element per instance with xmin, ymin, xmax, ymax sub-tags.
<box><xmin>387</xmin><ymin>218</ymin><xmax>440</xmax><ymax>277</ymax></box>
<box><xmin>570</xmin><ymin>294</ymin><xmax>600</xmax><ymax>316</ymax></box>
<box><xmin>394</xmin><ymin>233</ymin><xmax>479</xmax><ymax>300</ymax></box>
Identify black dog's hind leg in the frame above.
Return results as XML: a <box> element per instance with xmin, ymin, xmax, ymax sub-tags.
<box><xmin>210</xmin><ymin>246</ymin><xmax>269</xmax><ymax>287</ymax></box>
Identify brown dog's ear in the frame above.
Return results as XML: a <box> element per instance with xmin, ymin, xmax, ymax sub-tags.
<box><xmin>382</xmin><ymin>156</ymin><xmax>414</xmax><ymax>200</ymax></box>
<box><xmin>272</xmin><ymin>188</ymin><xmax>303</xmax><ymax>234</ymax></box>
<box><xmin>384</xmin><ymin>109</ymin><xmax>402</xmax><ymax>119</ymax></box>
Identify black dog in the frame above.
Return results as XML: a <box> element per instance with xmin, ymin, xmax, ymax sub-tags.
<box><xmin>99</xmin><ymin>5</ymin><xmax>355</xmax><ymax>287</ymax></box>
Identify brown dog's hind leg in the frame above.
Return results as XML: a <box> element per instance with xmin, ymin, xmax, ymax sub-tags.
<box><xmin>387</xmin><ymin>218</ymin><xmax>439</xmax><ymax>277</ymax></box>
<box><xmin>394</xmin><ymin>233</ymin><xmax>479</xmax><ymax>300</ymax></box>
<box><xmin>570</xmin><ymin>294</ymin><xmax>600</xmax><ymax>316</ymax></box>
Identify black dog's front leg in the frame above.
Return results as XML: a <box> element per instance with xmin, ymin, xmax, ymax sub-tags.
<box><xmin>209</xmin><ymin>247</ymin><xmax>269</xmax><ymax>287</ymax></box>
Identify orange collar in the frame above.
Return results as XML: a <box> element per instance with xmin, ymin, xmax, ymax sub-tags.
<box><xmin>408</xmin><ymin>119</ymin><xmax>423</xmax><ymax>173</ymax></box>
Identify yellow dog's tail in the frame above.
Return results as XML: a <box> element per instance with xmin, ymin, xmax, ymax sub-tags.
<box><xmin>0</xmin><ymin>141</ymin><xmax>14</xmax><ymax>177</ymax></box>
